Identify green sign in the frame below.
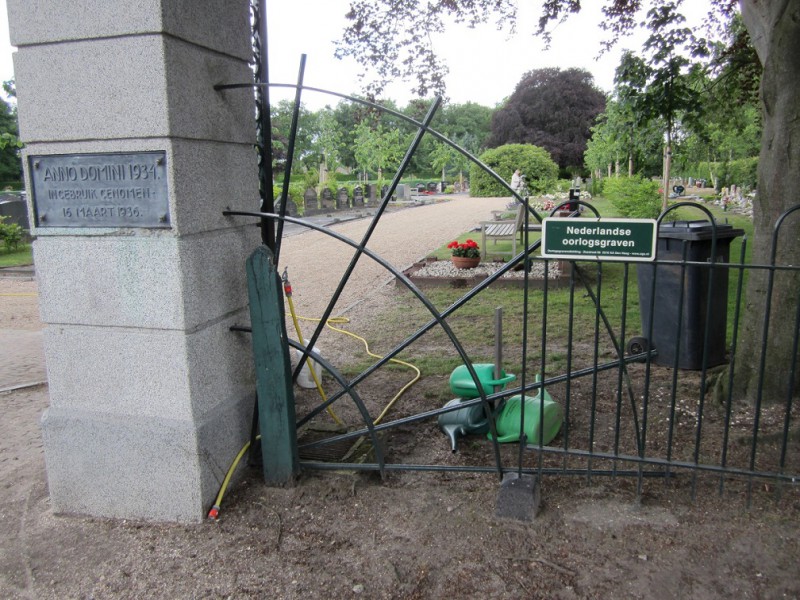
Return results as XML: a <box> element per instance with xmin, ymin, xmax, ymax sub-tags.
<box><xmin>541</xmin><ymin>218</ymin><xmax>657</xmax><ymax>262</ymax></box>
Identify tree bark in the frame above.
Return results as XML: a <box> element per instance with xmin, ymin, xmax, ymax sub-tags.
<box><xmin>734</xmin><ymin>0</ymin><xmax>800</xmax><ymax>403</ymax></box>
<box><xmin>662</xmin><ymin>138</ymin><xmax>672</xmax><ymax>212</ymax></box>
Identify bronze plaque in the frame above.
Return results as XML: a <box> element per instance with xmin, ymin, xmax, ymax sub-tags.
<box><xmin>29</xmin><ymin>152</ymin><xmax>170</xmax><ymax>228</ymax></box>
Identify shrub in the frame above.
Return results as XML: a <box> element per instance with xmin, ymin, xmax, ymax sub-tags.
<box><xmin>602</xmin><ymin>175</ymin><xmax>662</xmax><ymax>219</ymax></box>
<box><xmin>272</xmin><ymin>182</ymin><xmax>307</xmax><ymax>204</ymax></box>
<box><xmin>469</xmin><ymin>144</ymin><xmax>558</xmax><ymax>197</ymax></box>
<box><xmin>589</xmin><ymin>177</ymin><xmax>605</xmax><ymax>197</ymax></box>
<box><xmin>323</xmin><ymin>180</ymin><xmax>339</xmax><ymax>198</ymax></box>
<box><xmin>271</xmin><ymin>183</ymin><xmax>306</xmax><ymax>215</ymax></box>
<box><xmin>724</xmin><ymin>157</ymin><xmax>758</xmax><ymax>190</ymax></box>
<box><xmin>302</xmin><ymin>169</ymin><xmax>319</xmax><ymax>190</ymax></box>
<box><xmin>0</xmin><ymin>216</ymin><xmax>23</xmax><ymax>252</ymax></box>
<box><xmin>553</xmin><ymin>179</ymin><xmax>574</xmax><ymax>193</ymax></box>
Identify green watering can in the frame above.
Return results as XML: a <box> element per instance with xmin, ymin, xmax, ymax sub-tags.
<box><xmin>488</xmin><ymin>379</ymin><xmax>563</xmax><ymax>445</ymax></box>
<box><xmin>449</xmin><ymin>363</ymin><xmax>516</xmax><ymax>399</ymax></box>
<box><xmin>437</xmin><ymin>398</ymin><xmax>492</xmax><ymax>453</ymax></box>
<box><xmin>438</xmin><ymin>363</ymin><xmax>515</xmax><ymax>452</ymax></box>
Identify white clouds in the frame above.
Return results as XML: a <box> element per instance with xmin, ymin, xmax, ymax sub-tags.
<box><xmin>266</xmin><ymin>0</ymin><xmax>716</xmax><ymax>109</ymax></box>
<box><xmin>0</xmin><ymin>2</ymin><xmax>13</xmax><ymax>90</ymax></box>
<box><xmin>0</xmin><ymin>0</ymin><xmax>717</xmax><ymax>109</ymax></box>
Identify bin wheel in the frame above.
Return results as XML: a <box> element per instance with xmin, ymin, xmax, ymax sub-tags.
<box><xmin>627</xmin><ymin>336</ymin><xmax>650</xmax><ymax>356</ymax></box>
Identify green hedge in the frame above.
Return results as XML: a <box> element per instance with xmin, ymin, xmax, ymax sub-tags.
<box><xmin>469</xmin><ymin>144</ymin><xmax>558</xmax><ymax>197</ymax></box>
<box><xmin>0</xmin><ymin>215</ymin><xmax>23</xmax><ymax>251</ymax></box>
<box><xmin>602</xmin><ymin>175</ymin><xmax>662</xmax><ymax>219</ymax></box>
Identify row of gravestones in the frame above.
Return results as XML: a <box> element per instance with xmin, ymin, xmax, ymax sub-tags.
<box><xmin>277</xmin><ymin>181</ymin><xmax>449</xmax><ymax>217</ymax></box>
<box><xmin>279</xmin><ymin>184</ymin><xmax>392</xmax><ymax>217</ymax></box>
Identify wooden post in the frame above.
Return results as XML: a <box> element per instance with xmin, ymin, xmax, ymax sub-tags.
<box><xmin>246</xmin><ymin>245</ymin><xmax>299</xmax><ymax>484</ymax></box>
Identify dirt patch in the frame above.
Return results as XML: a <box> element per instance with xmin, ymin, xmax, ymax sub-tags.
<box><xmin>2</xmin><ymin>406</ymin><xmax>798</xmax><ymax>600</ymax></box>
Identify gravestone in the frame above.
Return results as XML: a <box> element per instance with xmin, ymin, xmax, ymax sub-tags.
<box><xmin>417</xmin><ymin>183</ymin><xmax>426</xmax><ymax>194</ymax></box>
<box><xmin>366</xmin><ymin>184</ymin><xmax>377</xmax><ymax>206</ymax></box>
<box><xmin>0</xmin><ymin>194</ymin><xmax>30</xmax><ymax>229</ymax></box>
<box><xmin>381</xmin><ymin>185</ymin><xmax>389</xmax><ymax>201</ymax></box>
<box><xmin>304</xmin><ymin>188</ymin><xmax>319</xmax><ymax>215</ymax></box>
<box><xmin>320</xmin><ymin>187</ymin><xmax>335</xmax><ymax>211</ymax></box>
<box><xmin>352</xmin><ymin>186</ymin><xmax>364</xmax><ymax>207</ymax></box>
<box><xmin>427</xmin><ymin>182</ymin><xmax>437</xmax><ymax>193</ymax></box>
<box><xmin>282</xmin><ymin>196</ymin><xmax>298</xmax><ymax>217</ymax></box>
<box><xmin>336</xmin><ymin>187</ymin><xmax>349</xmax><ymax>209</ymax></box>
<box><xmin>395</xmin><ymin>184</ymin><xmax>410</xmax><ymax>201</ymax></box>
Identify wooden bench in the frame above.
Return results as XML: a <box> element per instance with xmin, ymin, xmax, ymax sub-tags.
<box><xmin>480</xmin><ymin>204</ymin><xmax>542</xmax><ymax>259</ymax></box>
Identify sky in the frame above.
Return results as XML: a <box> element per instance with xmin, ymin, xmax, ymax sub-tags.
<box><xmin>0</xmin><ymin>3</ymin><xmax>10</xmax><ymax>89</ymax></box>
<box><xmin>0</xmin><ymin>1</ymin><xmax>717</xmax><ymax>109</ymax></box>
<box><xmin>264</xmin><ymin>0</ymin><xmax>718</xmax><ymax>110</ymax></box>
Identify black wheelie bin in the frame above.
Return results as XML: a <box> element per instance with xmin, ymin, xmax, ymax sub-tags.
<box><xmin>636</xmin><ymin>220</ymin><xmax>744</xmax><ymax>369</ymax></box>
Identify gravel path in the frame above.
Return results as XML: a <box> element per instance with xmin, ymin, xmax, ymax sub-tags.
<box><xmin>277</xmin><ymin>195</ymin><xmax>509</xmax><ymax>318</ymax></box>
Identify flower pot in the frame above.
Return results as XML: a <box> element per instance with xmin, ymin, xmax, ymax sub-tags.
<box><xmin>451</xmin><ymin>256</ymin><xmax>480</xmax><ymax>269</ymax></box>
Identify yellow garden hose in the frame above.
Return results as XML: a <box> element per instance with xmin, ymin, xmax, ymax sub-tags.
<box><xmin>297</xmin><ymin>314</ymin><xmax>420</xmax><ymax>426</ymax></box>
<box><xmin>209</xmin><ymin>269</ymin><xmax>420</xmax><ymax>519</ymax></box>
<box><xmin>207</xmin><ymin>435</ymin><xmax>258</xmax><ymax>520</ymax></box>
<box><xmin>285</xmin><ymin>291</ymin><xmax>345</xmax><ymax>427</ymax></box>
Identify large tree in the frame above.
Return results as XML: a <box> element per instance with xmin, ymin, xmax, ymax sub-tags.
<box><xmin>270</xmin><ymin>99</ymin><xmax>320</xmax><ymax>175</ymax></box>
<box><xmin>0</xmin><ymin>80</ymin><xmax>22</xmax><ymax>186</ymax></box>
<box><xmin>338</xmin><ymin>0</ymin><xmax>800</xmax><ymax>403</ymax></box>
<box><xmin>487</xmin><ymin>68</ymin><xmax>606</xmax><ymax>172</ymax></box>
<box><xmin>584</xmin><ymin>97</ymin><xmax>663</xmax><ymax>179</ymax></box>
<box><xmin>734</xmin><ymin>0</ymin><xmax>800</xmax><ymax>403</ymax></box>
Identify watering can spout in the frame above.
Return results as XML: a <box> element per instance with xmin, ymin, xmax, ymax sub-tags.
<box><xmin>441</xmin><ymin>424</ymin><xmax>461</xmax><ymax>453</ymax></box>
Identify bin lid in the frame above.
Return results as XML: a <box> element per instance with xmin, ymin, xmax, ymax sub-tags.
<box><xmin>658</xmin><ymin>219</ymin><xmax>744</xmax><ymax>241</ymax></box>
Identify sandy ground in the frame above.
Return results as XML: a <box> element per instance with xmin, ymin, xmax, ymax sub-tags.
<box><xmin>1</xmin><ymin>196</ymin><xmax>799</xmax><ymax>599</ymax></box>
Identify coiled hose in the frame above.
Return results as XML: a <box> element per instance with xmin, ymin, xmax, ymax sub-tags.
<box><xmin>208</xmin><ymin>269</ymin><xmax>420</xmax><ymax>519</ymax></box>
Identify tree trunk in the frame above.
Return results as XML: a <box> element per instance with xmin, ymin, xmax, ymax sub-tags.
<box><xmin>734</xmin><ymin>0</ymin><xmax>800</xmax><ymax>404</ymax></box>
<box><xmin>662</xmin><ymin>134</ymin><xmax>672</xmax><ymax>213</ymax></box>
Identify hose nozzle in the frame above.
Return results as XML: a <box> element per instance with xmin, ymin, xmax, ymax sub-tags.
<box><xmin>282</xmin><ymin>267</ymin><xmax>292</xmax><ymax>296</ymax></box>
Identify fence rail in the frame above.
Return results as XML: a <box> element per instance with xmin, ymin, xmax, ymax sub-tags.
<box><xmin>265</xmin><ymin>201</ymin><xmax>800</xmax><ymax>506</ymax></box>
<box><xmin>232</xmin><ymin>49</ymin><xmax>798</xmax><ymax>504</ymax></box>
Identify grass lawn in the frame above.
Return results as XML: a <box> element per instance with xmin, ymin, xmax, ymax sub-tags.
<box><xmin>431</xmin><ymin>196</ymin><xmax>753</xmax><ymax>263</ymax></box>
<box><xmin>0</xmin><ymin>244</ymin><xmax>33</xmax><ymax>268</ymax></box>
<box><xmin>413</xmin><ymin>195</ymin><xmax>754</xmax><ymax>375</ymax></box>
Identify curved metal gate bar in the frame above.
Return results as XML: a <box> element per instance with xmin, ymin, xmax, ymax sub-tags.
<box><xmin>217</xmin><ymin>6</ymin><xmax>800</xmax><ymax>504</ymax></box>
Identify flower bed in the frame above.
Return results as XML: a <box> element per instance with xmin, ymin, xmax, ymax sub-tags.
<box><xmin>398</xmin><ymin>257</ymin><xmax>565</xmax><ymax>289</ymax></box>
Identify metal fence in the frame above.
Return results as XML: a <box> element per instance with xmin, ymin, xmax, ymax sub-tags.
<box><xmin>271</xmin><ymin>199</ymin><xmax>799</xmax><ymax>506</ymax></box>
<box><xmin>224</xmin><ymin>15</ymin><xmax>799</xmax><ymax>505</ymax></box>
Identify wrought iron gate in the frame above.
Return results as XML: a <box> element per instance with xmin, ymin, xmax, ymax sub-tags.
<box><xmin>218</xmin><ymin>2</ymin><xmax>799</xmax><ymax>509</ymax></box>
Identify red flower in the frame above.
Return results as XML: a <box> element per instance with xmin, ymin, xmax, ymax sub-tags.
<box><xmin>448</xmin><ymin>238</ymin><xmax>480</xmax><ymax>258</ymax></box>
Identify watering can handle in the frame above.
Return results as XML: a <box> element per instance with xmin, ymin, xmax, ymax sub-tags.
<box><xmin>488</xmin><ymin>373</ymin><xmax>516</xmax><ymax>386</ymax></box>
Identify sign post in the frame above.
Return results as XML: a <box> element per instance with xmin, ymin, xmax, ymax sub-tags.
<box><xmin>541</xmin><ymin>218</ymin><xmax>657</xmax><ymax>262</ymax></box>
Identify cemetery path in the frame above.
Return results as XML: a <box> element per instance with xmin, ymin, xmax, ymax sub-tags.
<box><xmin>277</xmin><ymin>195</ymin><xmax>509</xmax><ymax>319</ymax></box>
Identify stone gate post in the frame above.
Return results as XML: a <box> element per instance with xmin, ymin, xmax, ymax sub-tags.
<box><xmin>8</xmin><ymin>0</ymin><xmax>260</xmax><ymax>521</ymax></box>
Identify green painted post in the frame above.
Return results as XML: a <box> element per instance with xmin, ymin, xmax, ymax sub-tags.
<box><xmin>246</xmin><ymin>245</ymin><xmax>299</xmax><ymax>484</ymax></box>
